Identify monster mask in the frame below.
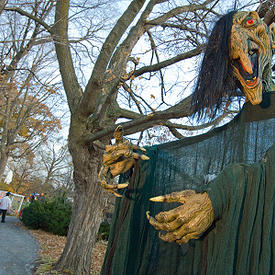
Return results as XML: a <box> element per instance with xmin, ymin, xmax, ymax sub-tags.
<box><xmin>230</xmin><ymin>11</ymin><xmax>275</xmax><ymax>104</ymax></box>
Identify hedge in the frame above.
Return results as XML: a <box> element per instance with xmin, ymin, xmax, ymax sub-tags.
<box><xmin>21</xmin><ymin>195</ymin><xmax>72</xmax><ymax>236</ymax></box>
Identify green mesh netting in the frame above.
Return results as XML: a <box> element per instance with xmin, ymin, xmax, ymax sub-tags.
<box><xmin>102</xmin><ymin>92</ymin><xmax>275</xmax><ymax>275</ymax></box>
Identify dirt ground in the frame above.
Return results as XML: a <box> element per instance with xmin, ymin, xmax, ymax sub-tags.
<box><xmin>28</xmin><ymin>227</ymin><xmax>107</xmax><ymax>274</ymax></box>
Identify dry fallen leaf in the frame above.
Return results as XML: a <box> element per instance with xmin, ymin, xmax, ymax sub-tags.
<box><xmin>18</xmin><ymin>223</ymin><xmax>107</xmax><ymax>274</ymax></box>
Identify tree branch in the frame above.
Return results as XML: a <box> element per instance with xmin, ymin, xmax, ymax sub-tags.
<box><xmin>4</xmin><ymin>6</ymin><xmax>52</xmax><ymax>33</ymax></box>
<box><xmin>85</xmin><ymin>0</ymin><xmax>160</xmax><ymax>130</ymax></box>
<box><xmin>0</xmin><ymin>0</ymin><xmax>8</xmax><ymax>16</ymax></box>
<box><xmin>133</xmin><ymin>45</ymin><xmax>205</xmax><ymax>77</ymax></box>
<box><xmin>4</xmin><ymin>22</ymin><xmax>41</xmax><ymax>79</ymax></box>
<box><xmin>118</xmin><ymin>107</ymin><xmax>143</xmax><ymax>120</ymax></box>
<box><xmin>122</xmin><ymin>82</ymin><xmax>154</xmax><ymax>113</ymax></box>
<box><xmin>52</xmin><ymin>0</ymin><xmax>83</xmax><ymax>114</ymax></box>
<box><xmin>79</xmin><ymin>0</ymin><xmax>147</xmax><ymax>117</ymax></box>
<box><xmin>84</xmin><ymin>95</ymin><xmax>193</xmax><ymax>143</ymax></box>
<box><xmin>146</xmin><ymin>0</ymin><xmax>216</xmax><ymax>26</ymax></box>
<box><xmin>154</xmin><ymin>22</ymin><xmax>208</xmax><ymax>38</ymax></box>
<box><xmin>166</xmin><ymin>126</ymin><xmax>184</xmax><ymax>139</ymax></box>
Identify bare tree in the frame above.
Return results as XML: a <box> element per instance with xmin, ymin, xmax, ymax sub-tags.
<box><xmin>8</xmin><ymin>148</ymin><xmax>36</xmax><ymax>193</ymax></box>
<box><xmin>5</xmin><ymin>0</ymin><xmax>275</xmax><ymax>274</ymax></box>
<box><xmin>0</xmin><ymin>0</ymin><xmax>63</xmax><ymax>179</ymax></box>
<box><xmin>37</xmin><ymin>144</ymin><xmax>72</xmax><ymax>187</ymax></box>
<box><xmin>9</xmin><ymin>143</ymin><xmax>73</xmax><ymax>196</ymax></box>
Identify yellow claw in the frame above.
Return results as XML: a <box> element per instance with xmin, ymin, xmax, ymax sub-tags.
<box><xmin>141</xmin><ymin>155</ymin><xmax>150</xmax><ymax>160</ymax></box>
<box><xmin>100</xmin><ymin>182</ymin><xmax>128</xmax><ymax>197</ymax></box>
<box><xmin>149</xmin><ymin>196</ymin><xmax>166</xmax><ymax>202</ymax></box>
<box><xmin>140</xmin><ymin>147</ymin><xmax>147</xmax><ymax>152</ymax></box>
<box><xmin>150</xmin><ymin>190</ymin><xmax>196</xmax><ymax>203</ymax></box>
<box><xmin>117</xmin><ymin>183</ymin><xmax>129</xmax><ymax>189</ymax></box>
<box><xmin>101</xmin><ymin>181</ymin><xmax>129</xmax><ymax>190</ymax></box>
<box><xmin>109</xmin><ymin>190</ymin><xmax>123</xmax><ymax>198</ymax></box>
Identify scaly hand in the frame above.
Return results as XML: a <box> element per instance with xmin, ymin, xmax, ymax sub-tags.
<box><xmin>98</xmin><ymin>125</ymin><xmax>149</xmax><ymax>197</ymax></box>
<box><xmin>146</xmin><ymin>190</ymin><xmax>214</xmax><ymax>244</ymax></box>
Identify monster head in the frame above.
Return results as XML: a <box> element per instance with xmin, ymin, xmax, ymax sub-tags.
<box><xmin>191</xmin><ymin>11</ymin><xmax>275</xmax><ymax>119</ymax></box>
<box><xmin>230</xmin><ymin>11</ymin><xmax>275</xmax><ymax>105</ymax></box>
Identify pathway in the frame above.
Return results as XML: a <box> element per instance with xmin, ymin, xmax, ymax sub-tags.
<box><xmin>0</xmin><ymin>216</ymin><xmax>38</xmax><ymax>275</ymax></box>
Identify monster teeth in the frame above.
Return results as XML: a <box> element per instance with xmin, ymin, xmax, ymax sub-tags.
<box><xmin>246</xmin><ymin>78</ymin><xmax>256</xmax><ymax>84</ymax></box>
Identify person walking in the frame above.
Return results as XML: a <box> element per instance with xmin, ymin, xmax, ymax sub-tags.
<box><xmin>0</xmin><ymin>192</ymin><xmax>12</xmax><ymax>223</ymax></box>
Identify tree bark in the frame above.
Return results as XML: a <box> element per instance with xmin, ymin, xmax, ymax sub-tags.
<box><xmin>55</xmin><ymin>119</ymin><xmax>106</xmax><ymax>274</ymax></box>
<box><xmin>52</xmin><ymin>1</ymin><xmax>113</xmax><ymax>273</ymax></box>
<box><xmin>0</xmin><ymin>150</ymin><xmax>8</xmax><ymax>180</ymax></box>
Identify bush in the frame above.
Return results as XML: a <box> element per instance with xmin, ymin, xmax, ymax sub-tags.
<box><xmin>46</xmin><ymin>197</ymin><xmax>72</xmax><ymax>236</ymax></box>
<box><xmin>97</xmin><ymin>220</ymin><xmax>110</xmax><ymax>241</ymax></box>
<box><xmin>21</xmin><ymin>200</ymin><xmax>47</xmax><ymax>230</ymax></box>
<box><xmin>21</xmin><ymin>195</ymin><xmax>72</xmax><ymax>236</ymax></box>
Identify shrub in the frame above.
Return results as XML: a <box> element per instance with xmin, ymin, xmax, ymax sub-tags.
<box><xmin>21</xmin><ymin>200</ymin><xmax>48</xmax><ymax>230</ymax></box>
<box><xmin>97</xmin><ymin>220</ymin><xmax>110</xmax><ymax>241</ymax></box>
<box><xmin>46</xmin><ymin>197</ymin><xmax>72</xmax><ymax>236</ymax></box>
<box><xmin>21</xmin><ymin>195</ymin><xmax>72</xmax><ymax>236</ymax></box>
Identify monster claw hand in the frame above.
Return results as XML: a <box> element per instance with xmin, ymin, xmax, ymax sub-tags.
<box><xmin>98</xmin><ymin>125</ymin><xmax>149</xmax><ymax>197</ymax></box>
<box><xmin>147</xmin><ymin>190</ymin><xmax>214</xmax><ymax>244</ymax></box>
<box><xmin>100</xmin><ymin>178</ymin><xmax>129</xmax><ymax>197</ymax></box>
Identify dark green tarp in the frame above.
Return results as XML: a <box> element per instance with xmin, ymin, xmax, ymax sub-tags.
<box><xmin>102</xmin><ymin>92</ymin><xmax>275</xmax><ymax>275</ymax></box>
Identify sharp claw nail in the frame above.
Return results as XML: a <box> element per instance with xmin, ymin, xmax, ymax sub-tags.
<box><xmin>113</xmin><ymin>192</ymin><xmax>122</xmax><ymax>198</ymax></box>
<box><xmin>150</xmin><ymin>196</ymin><xmax>165</xmax><ymax>202</ymax></box>
<box><xmin>141</xmin><ymin>155</ymin><xmax>149</xmax><ymax>160</ymax></box>
<box><xmin>117</xmin><ymin>183</ymin><xmax>129</xmax><ymax>189</ymax></box>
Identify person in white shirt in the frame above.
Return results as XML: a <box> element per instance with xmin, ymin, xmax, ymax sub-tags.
<box><xmin>0</xmin><ymin>192</ymin><xmax>12</xmax><ymax>223</ymax></box>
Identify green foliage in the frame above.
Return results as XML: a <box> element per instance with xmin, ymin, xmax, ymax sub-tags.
<box><xmin>97</xmin><ymin>220</ymin><xmax>110</xmax><ymax>241</ymax></box>
<box><xmin>21</xmin><ymin>200</ymin><xmax>48</xmax><ymax>230</ymax></box>
<box><xmin>21</xmin><ymin>195</ymin><xmax>72</xmax><ymax>236</ymax></box>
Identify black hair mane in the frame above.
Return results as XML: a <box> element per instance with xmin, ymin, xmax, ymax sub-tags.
<box><xmin>191</xmin><ymin>11</ymin><xmax>240</xmax><ymax>120</ymax></box>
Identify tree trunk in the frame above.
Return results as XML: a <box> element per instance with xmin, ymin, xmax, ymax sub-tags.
<box><xmin>55</xmin><ymin>135</ymin><xmax>106</xmax><ymax>274</ymax></box>
<box><xmin>0</xmin><ymin>150</ymin><xmax>8</xmax><ymax>180</ymax></box>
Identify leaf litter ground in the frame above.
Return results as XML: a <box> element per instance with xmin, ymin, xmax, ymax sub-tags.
<box><xmin>18</xmin><ymin>222</ymin><xmax>107</xmax><ymax>275</ymax></box>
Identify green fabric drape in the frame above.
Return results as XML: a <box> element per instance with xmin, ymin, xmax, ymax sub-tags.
<box><xmin>102</xmin><ymin>92</ymin><xmax>275</xmax><ymax>275</ymax></box>
<box><xmin>204</xmin><ymin>146</ymin><xmax>275</xmax><ymax>274</ymax></box>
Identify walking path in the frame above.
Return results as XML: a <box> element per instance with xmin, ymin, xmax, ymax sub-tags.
<box><xmin>0</xmin><ymin>216</ymin><xmax>38</xmax><ymax>275</ymax></box>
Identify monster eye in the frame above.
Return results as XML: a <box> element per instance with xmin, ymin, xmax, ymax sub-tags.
<box><xmin>245</xmin><ymin>17</ymin><xmax>256</xmax><ymax>27</ymax></box>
